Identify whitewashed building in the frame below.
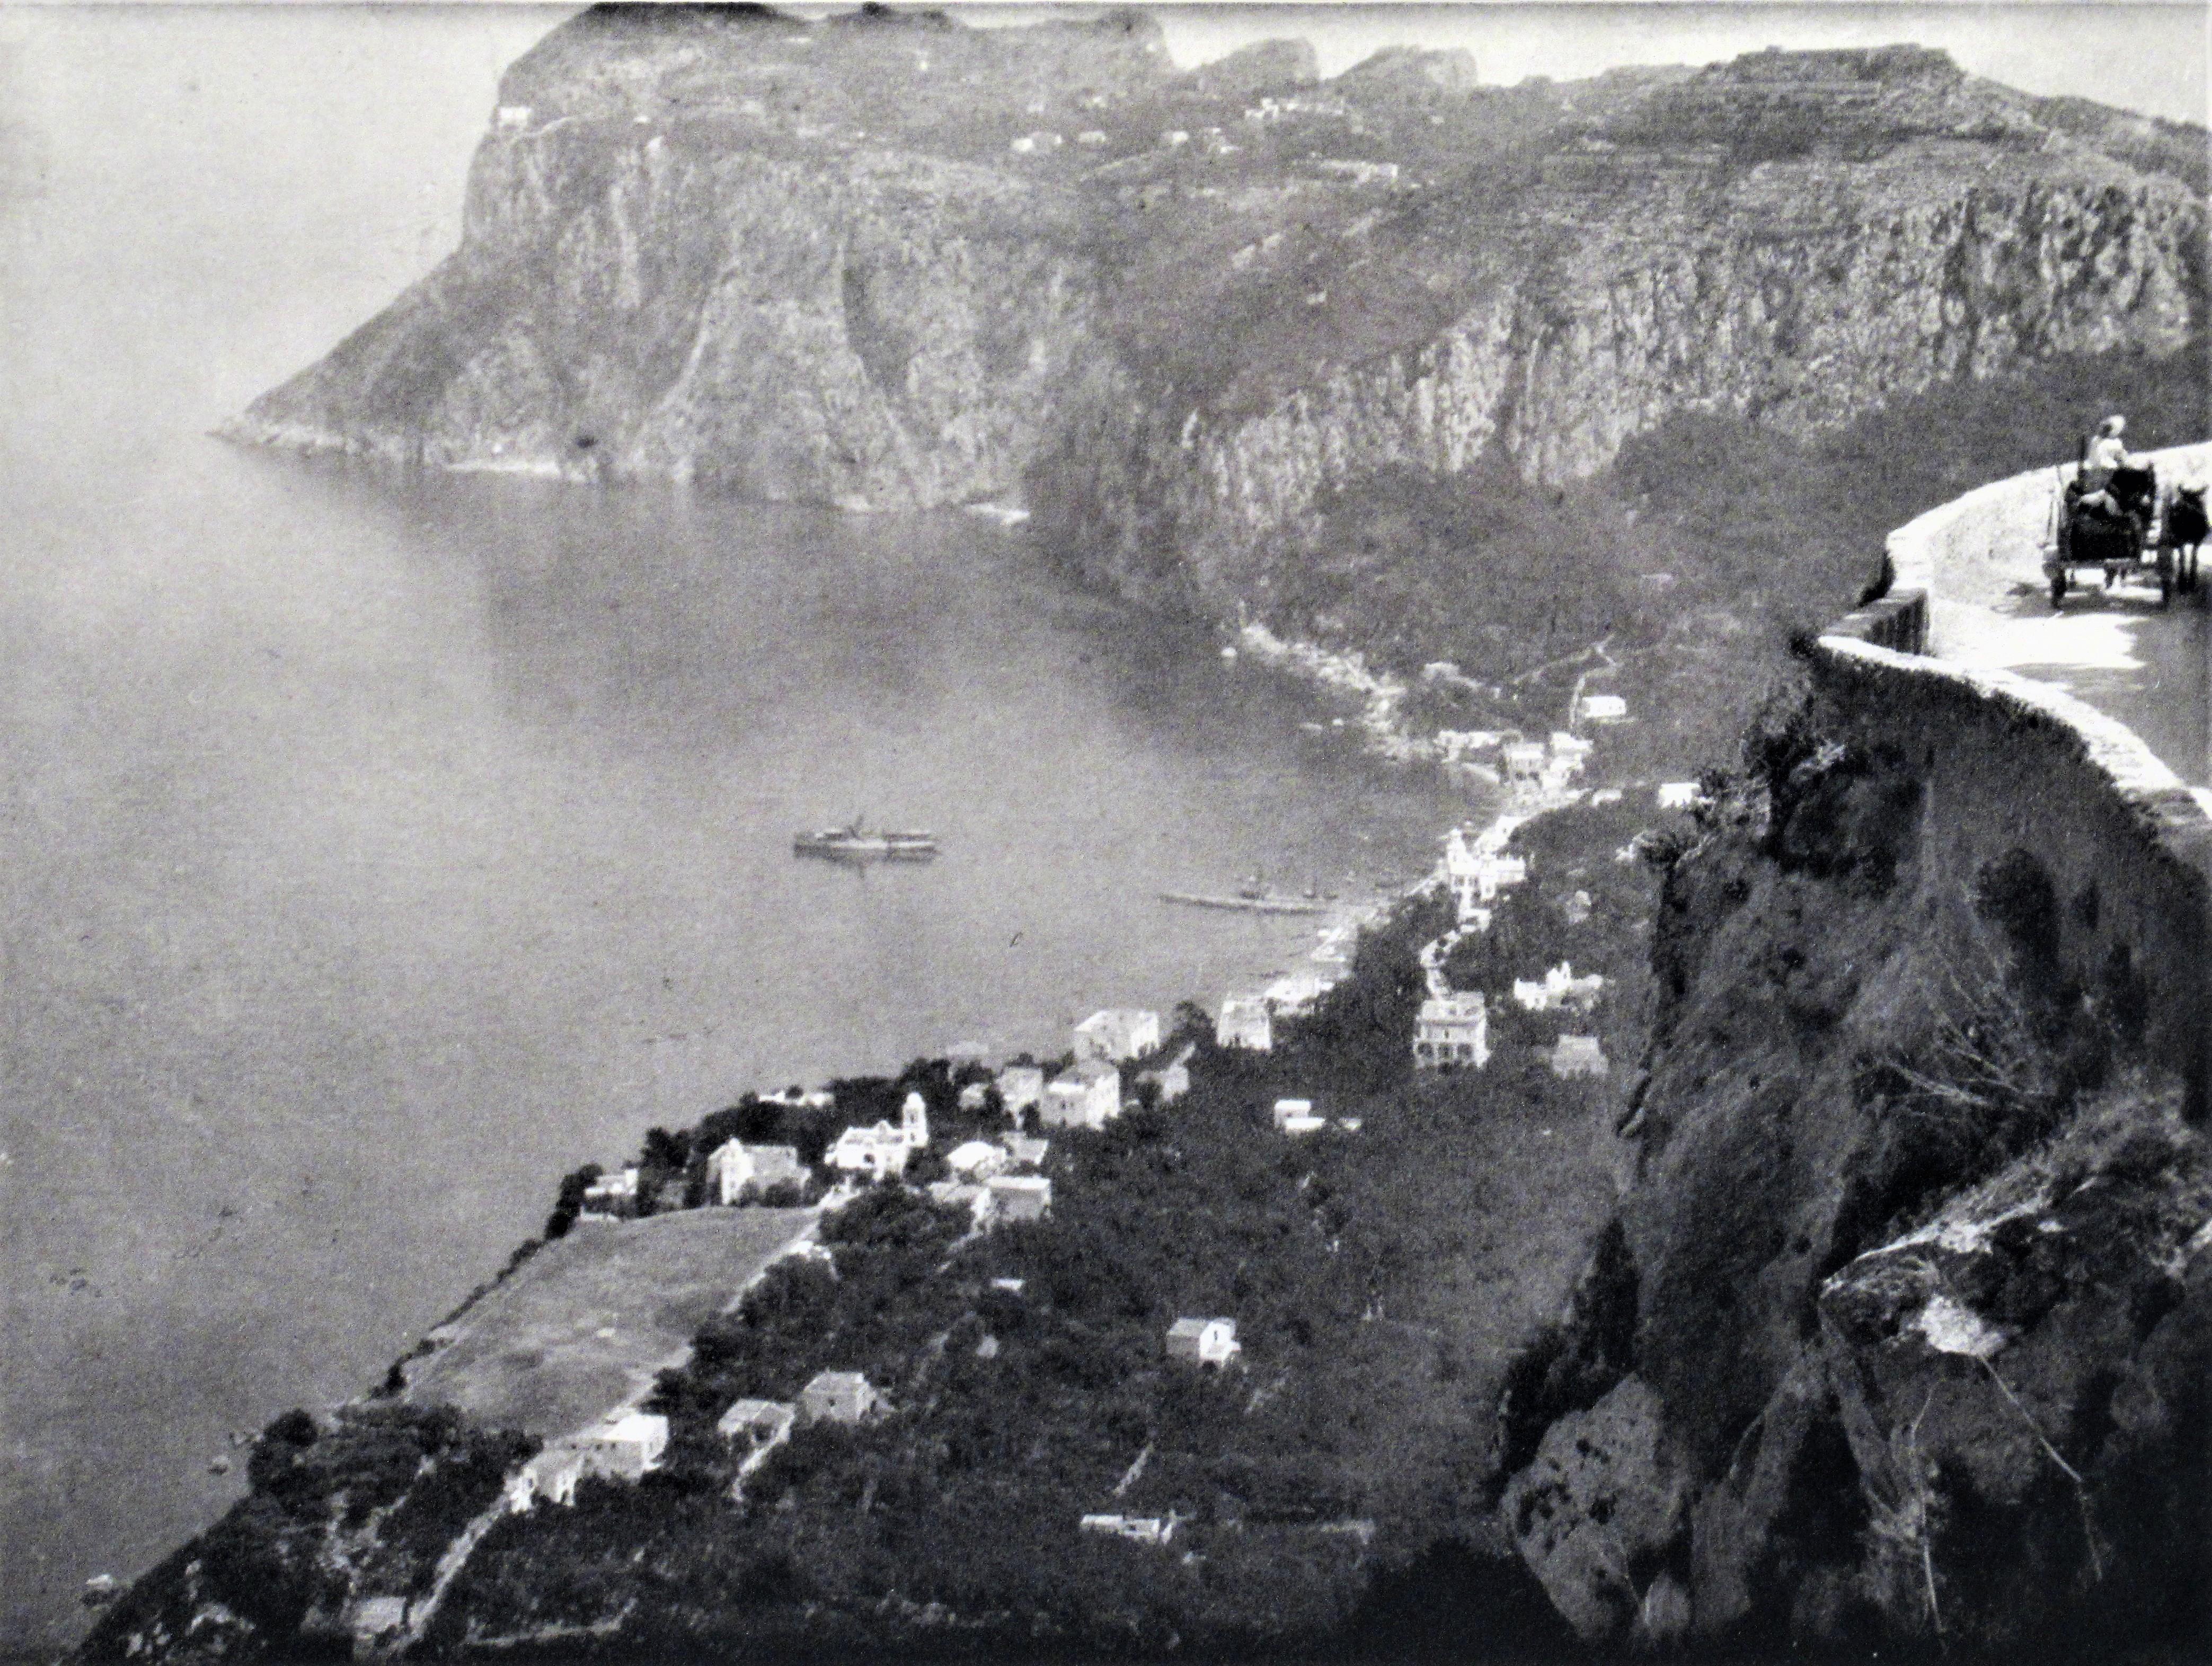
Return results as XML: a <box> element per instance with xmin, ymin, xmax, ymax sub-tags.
<box><xmin>800</xmin><ymin>1371</ymin><xmax>884</xmax><ymax>1424</ymax></box>
<box><xmin>947</xmin><ymin>1140</ymin><xmax>1008</xmax><ymax>1179</ymax></box>
<box><xmin>705</xmin><ymin>1141</ymin><xmax>806</xmax><ymax>1205</ymax></box>
<box><xmin>985</xmin><ymin>1174</ymin><xmax>1053</xmax><ymax>1223</ymax></box>
<box><xmin>996</xmin><ymin>1065</ymin><xmax>1046</xmax><ymax>1119</ymax></box>
<box><xmin>1579</xmin><ymin>694</ymin><xmax>1629</xmax><ymax>724</ymax></box>
<box><xmin>1042</xmin><ymin>1060</ymin><xmax>1122</xmax><ymax>1130</ymax></box>
<box><xmin>1657</xmin><ymin>782</ymin><xmax>1703</xmax><ymax>810</ymax></box>
<box><xmin>1081</xmin><ymin>1513</ymin><xmax>1176</xmax><ymax>1545</ymax></box>
<box><xmin>1165</xmin><ymin>1316</ymin><xmax>1242</xmax><ymax>1367</ymax></box>
<box><xmin>1075</xmin><ymin>1009</ymin><xmax>1162</xmax><ymax>1064</ymax></box>
<box><xmin>1512</xmin><ymin>963</ymin><xmax>1607</xmax><ymax>1015</ymax></box>
<box><xmin>1414</xmin><ymin>993</ymin><xmax>1489</xmax><ymax>1069</ymax></box>
<box><xmin>829</xmin><ymin>1122</ymin><xmax>916</xmax><ymax>1182</ymax></box>
<box><xmin>577</xmin><ymin>1167</ymin><xmax>640</xmax><ymax>1220</ymax></box>
<box><xmin>1552</xmin><ymin>1035</ymin><xmax>1611</xmax><ymax>1078</ymax></box>
<box><xmin>1216</xmin><ymin>996</ymin><xmax>1273</xmax><ymax>1051</ymax></box>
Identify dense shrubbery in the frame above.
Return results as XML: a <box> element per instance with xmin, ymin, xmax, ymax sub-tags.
<box><xmin>424</xmin><ymin>886</ymin><xmax>1623</xmax><ymax>1653</ymax></box>
<box><xmin>81</xmin><ymin>1405</ymin><xmax>537</xmax><ymax>1661</ymax></box>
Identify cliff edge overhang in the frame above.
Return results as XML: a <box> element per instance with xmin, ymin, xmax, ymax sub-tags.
<box><xmin>1498</xmin><ymin>446</ymin><xmax>2212</xmax><ymax>1652</ymax></box>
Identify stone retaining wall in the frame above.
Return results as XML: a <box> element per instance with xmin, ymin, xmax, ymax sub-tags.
<box><xmin>1812</xmin><ymin>443</ymin><xmax>2212</xmax><ymax>1113</ymax></box>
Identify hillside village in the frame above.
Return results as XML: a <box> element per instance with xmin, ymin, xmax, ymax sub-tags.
<box><xmin>89</xmin><ymin>705</ymin><xmax>1700</xmax><ymax>1659</ymax></box>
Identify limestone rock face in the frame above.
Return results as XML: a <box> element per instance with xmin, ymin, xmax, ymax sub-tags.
<box><xmin>1493</xmin><ymin>723</ymin><xmax>2212</xmax><ymax>1651</ymax></box>
<box><xmin>1502</xmin><ymin>1375</ymin><xmax>1686</xmax><ymax>1641</ymax></box>
<box><xmin>230</xmin><ymin>11</ymin><xmax>2204</xmax><ymax>572</ymax></box>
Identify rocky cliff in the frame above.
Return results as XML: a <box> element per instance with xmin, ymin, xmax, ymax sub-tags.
<box><xmin>232</xmin><ymin>8</ymin><xmax>2205</xmax><ymax>630</ymax></box>
<box><xmin>1494</xmin><ymin>695</ymin><xmax>2211</xmax><ymax>1652</ymax></box>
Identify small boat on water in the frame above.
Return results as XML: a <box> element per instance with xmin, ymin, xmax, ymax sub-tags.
<box><xmin>794</xmin><ymin>823</ymin><xmax>939</xmax><ymax>862</ymax></box>
<box><xmin>1159</xmin><ymin>889</ymin><xmax>1330</xmax><ymax>916</ymax></box>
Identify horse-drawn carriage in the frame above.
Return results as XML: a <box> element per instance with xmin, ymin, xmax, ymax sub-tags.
<box><xmin>2043</xmin><ymin>462</ymin><xmax>2206</xmax><ymax>609</ymax></box>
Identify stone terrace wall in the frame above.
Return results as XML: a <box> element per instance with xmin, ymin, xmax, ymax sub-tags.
<box><xmin>1814</xmin><ymin>444</ymin><xmax>2212</xmax><ymax>1114</ymax></box>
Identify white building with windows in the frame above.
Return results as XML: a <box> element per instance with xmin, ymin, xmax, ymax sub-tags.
<box><xmin>1042</xmin><ymin>1060</ymin><xmax>1122</xmax><ymax>1130</ymax></box>
<box><xmin>705</xmin><ymin>1141</ymin><xmax>807</xmax><ymax>1204</ymax></box>
<box><xmin>1414</xmin><ymin>993</ymin><xmax>1489</xmax><ymax>1069</ymax></box>
<box><xmin>1512</xmin><ymin>963</ymin><xmax>1607</xmax><ymax>1015</ymax></box>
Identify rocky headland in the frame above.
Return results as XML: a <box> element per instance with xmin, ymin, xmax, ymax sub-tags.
<box><xmin>228</xmin><ymin>6</ymin><xmax>2204</xmax><ymax>640</ymax></box>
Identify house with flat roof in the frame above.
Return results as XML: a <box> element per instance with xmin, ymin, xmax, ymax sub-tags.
<box><xmin>1002</xmin><ymin>1132</ymin><xmax>1050</xmax><ymax>1168</ymax></box>
<box><xmin>1042</xmin><ymin>1060</ymin><xmax>1121</xmax><ymax>1130</ymax></box>
<box><xmin>828</xmin><ymin>1122</ymin><xmax>916</xmax><ymax>1182</ymax></box>
<box><xmin>1216</xmin><ymin>995</ymin><xmax>1273</xmax><ymax>1051</ymax></box>
<box><xmin>1081</xmin><ymin>1513</ymin><xmax>1176</xmax><ymax>1545</ymax></box>
<box><xmin>1552</xmin><ymin>1035</ymin><xmax>1611</xmax><ymax>1078</ymax></box>
<box><xmin>1414</xmin><ymin>992</ymin><xmax>1489</xmax><ymax>1069</ymax></box>
<box><xmin>996</xmin><ymin>1065</ymin><xmax>1046</xmax><ymax>1118</ymax></box>
<box><xmin>800</xmin><ymin>1370</ymin><xmax>884</xmax><ymax>1425</ymax></box>
<box><xmin>715</xmin><ymin>1398</ymin><xmax>796</xmax><ymax>1450</ymax></box>
<box><xmin>577</xmin><ymin>1167</ymin><xmax>640</xmax><ymax>1221</ymax></box>
<box><xmin>705</xmin><ymin>1140</ymin><xmax>806</xmax><ymax>1204</ymax></box>
<box><xmin>947</xmin><ymin>1140</ymin><xmax>1007</xmax><ymax>1179</ymax></box>
<box><xmin>1074</xmin><ymin>1009</ymin><xmax>1162</xmax><ymax>1064</ymax></box>
<box><xmin>1512</xmin><ymin>963</ymin><xmax>1607</xmax><ymax>1015</ymax></box>
<box><xmin>985</xmin><ymin>1174</ymin><xmax>1052</xmax><ymax>1224</ymax></box>
<box><xmin>1166</xmin><ymin>1316</ymin><xmax>1241</xmax><ymax>1367</ymax></box>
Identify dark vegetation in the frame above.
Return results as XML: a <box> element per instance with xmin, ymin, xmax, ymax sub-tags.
<box><xmin>81</xmin><ymin>1406</ymin><xmax>536</xmax><ymax>1661</ymax></box>
<box><xmin>1263</xmin><ymin>336</ymin><xmax>2211</xmax><ymax>775</ymax></box>
<box><xmin>409</xmin><ymin>870</ymin><xmax>1619</xmax><ymax>1655</ymax></box>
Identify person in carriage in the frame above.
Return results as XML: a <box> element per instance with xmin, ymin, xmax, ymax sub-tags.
<box><xmin>2071</xmin><ymin>415</ymin><xmax>2154</xmax><ymax>532</ymax></box>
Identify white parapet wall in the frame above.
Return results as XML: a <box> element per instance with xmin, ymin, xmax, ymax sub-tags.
<box><xmin>1817</xmin><ymin>442</ymin><xmax>2212</xmax><ymax>1115</ymax></box>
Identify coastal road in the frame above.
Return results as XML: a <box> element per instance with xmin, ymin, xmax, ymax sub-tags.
<box><xmin>1928</xmin><ymin>545</ymin><xmax>2210</xmax><ymax>794</ymax></box>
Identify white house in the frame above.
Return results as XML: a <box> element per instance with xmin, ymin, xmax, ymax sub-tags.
<box><xmin>957</xmin><ymin>1081</ymin><xmax>991</xmax><ymax>1112</ymax></box>
<box><xmin>1165</xmin><ymin>1317</ymin><xmax>1241</xmax><ymax>1367</ymax></box>
<box><xmin>1042</xmin><ymin>1061</ymin><xmax>1121</xmax><ymax>1130</ymax></box>
<box><xmin>947</xmin><ymin>1139</ymin><xmax>1008</xmax><ymax>1180</ymax></box>
<box><xmin>577</xmin><ymin>1167</ymin><xmax>640</xmax><ymax>1220</ymax></box>
<box><xmin>1075</xmin><ymin>128</ymin><xmax>1108</xmax><ymax>146</ymax></box>
<box><xmin>1163</xmin><ymin>129</ymin><xmax>1190</xmax><ymax>147</ymax></box>
<box><xmin>1081</xmin><ymin>1513</ymin><xmax>1176</xmax><ymax>1545</ymax></box>
<box><xmin>1579</xmin><ymin>693</ymin><xmax>1629</xmax><ymax>724</ymax></box>
<box><xmin>986</xmin><ymin>1174</ymin><xmax>1052</xmax><ymax>1223</ymax></box>
<box><xmin>829</xmin><ymin>1122</ymin><xmax>916</xmax><ymax>1182</ymax></box>
<box><xmin>715</xmin><ymin>1398</ymin><xmax>796</xmax><ymax>1451</ymax></box>
<box><xmin>1002</xmin><ymin>1132</ymin><xmax>1050</xmax><ymax>1168</ymax></box>
<box><xmin>1271</xmin><ymin>1097</ymin><xmax>1315</xmax><ymax>1130</ymax></box>
<box><xmin>1216</xmin><ymin>995</ymin><xmax>1273</xmax><ymax>1051</ymax></box>
<box><xmin>494</xmin><ymin>104</ymin><xmax>532</xmax><ymax>130</ymax></box>
<box><xmin>996</xmin><ymin>1065</ymin><xmax>1046</xmax><ymax>1118</ymax></box>
<box><xmin>1075</xmin><ymin>1009</ymin><xmax>1161</xmax><ymax>1064</ymax></box>
<box><xmin>1281</xmin><ymin>1113</ymin><xmax>1328</xmax><ymax>1137</ymax></box>
<box><xmin>1414</xmin><ymin>993</ymin><xmax>1489</xmax><ymax>1069</ymax></box>
<box><xmin>1550</xmin><ymin>731</ymin><xmax>1594</xmax><ymax>763</ymax></box>
<box><xmin>1512</xmin><ymin>963</ymin><xmax>1607</xmax><ymax>1015</ymax></box>
<box><xmin>579</xmin><ymin>1411</ymin><xmax>668</xmax><ymax>1479</ymax></box>
<box><xmin>507</xmin><ymin>1445</ymin><xmax>588</xmax><ymax>1510</ymax></box>
<box><xmin>1657</xmin><ymin>782</ymin><xmax>1703</xmax><ymax>810</ymax></box>
<box><xmin>705</xmin><ymin>1141</ymin><xmax>807</xmax><ymax>1204</ymax></box>
<box><xmin>1009</xmin><ymin>130</ymin><xmax>1064</xmax><ymax>154</ymax></box>
<box><xmin>1264</xmin><ymin>970</ymin><xmax>1338</xmax><ymax>1017</ymax></box>
<box><xmin>1502</xmin><ymin>741</ymin><xmax>1548</xmax><ymax>785</ymax></box>
<box><xmin>1136</xmin><ymin>1047</ymin><xmax>1192</xmax><ymax>1105</ymax></box>
<box><xmin>1552</xmin><ymin>1035</ymin><xmax>1611</xmax><ymax>1078</ymax></box>
<box><xmin>800</xmin><ymin>1370</ymin><xmax>884</xmax><ymax>1424</ymax></box>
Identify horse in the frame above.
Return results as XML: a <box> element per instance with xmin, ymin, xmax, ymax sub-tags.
<box><xmin>2161</xmin><ymin>483</ymin><xmax>2207</xmax><ymax>595</ymax></box>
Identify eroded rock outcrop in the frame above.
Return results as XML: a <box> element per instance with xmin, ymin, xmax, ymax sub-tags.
<box><xmin>230</xmin><ymin>7</ymin><xmax>2206</xmax><ymax>599</ymax></box>
<box><xmin>1494</xmin><ymin>695</ymin><xmax>2212</xmax><ymax>1651</ymax></box>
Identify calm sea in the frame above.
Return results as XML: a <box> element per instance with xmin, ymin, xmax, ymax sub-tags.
<box><xmin>0</xmin><ymin>8</ymin><xmax>1462</xmax><ymax>1649</ymax></box>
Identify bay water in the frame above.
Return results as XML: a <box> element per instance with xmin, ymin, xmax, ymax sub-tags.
<box><xmin>0</xmin><ymin>8</ymin><xmax>1463</xmax><ymax>1648</ymax></box>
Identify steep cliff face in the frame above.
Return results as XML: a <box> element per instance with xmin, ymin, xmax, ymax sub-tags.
<box><xmin>1493</xmin><ymin>697</ymin><xmax>2212</xmax><ymax>1651</ymax></box>
<box><xmin>232</xmin><ymin>9</ymin><xmax>2205</xmax><ymax>578</ymax></box>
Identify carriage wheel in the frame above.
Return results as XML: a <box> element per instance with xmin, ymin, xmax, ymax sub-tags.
<box><xmin>2050</xmin><ymin>571</ymin><xmax>2067</xmax><ymax>609</ymax></box>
